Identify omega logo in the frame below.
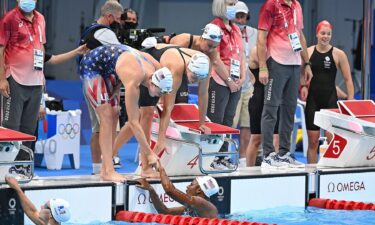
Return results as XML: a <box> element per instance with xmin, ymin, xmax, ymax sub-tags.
<box><xmin>137</xmin><ymin>192</ymin><xmax>175</xmax><ymax>205</ymax></box>
<box><xmin>327</xmin><ymin>181</ymin><xmax>366</xmax><ymax>193</ymax></box>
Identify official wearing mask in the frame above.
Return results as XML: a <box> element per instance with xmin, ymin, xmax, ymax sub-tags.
<box><xmin>0</xmin><ymin>0</ymin><xmax>47</xmax><ymax>161</ymax></box>
<box><xmin>208</xmin><ymin>0</ymin><xmax>246</xmax><ymax>170</ymax></box>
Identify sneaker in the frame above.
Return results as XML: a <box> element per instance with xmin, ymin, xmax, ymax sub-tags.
<box><xmin>278</xmin><ymin>152</ymin><xmax>305</xmax><ymax>168</ymax></box>
<box><xmin>113</xmin><ymin>156</ymin><xmax>122</xmax><ymax>168</ymax></box>
<box><xmin>8</xmin><ymin>165</ymin><xmax>32</xmax><ymax>177</ymax></box>
<box><xmin>210</xmin><ymin>157</ymin><xmax>228</xmax><ymax>170</ymax></box>
<box><xmin>221</xmin><ymin>157</ymin><xmax>236</xmax><ymax>169</ymax></box>
<box><xmin>261</xmin><ymin>152</ymin><xmax>289</xmax><ymax>168</ymax></box>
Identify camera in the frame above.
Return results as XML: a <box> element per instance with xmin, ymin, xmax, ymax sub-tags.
<box><xmin>118</xmin><ymin>28</ymin><xmax>165</xmax><ymax>50</ymax></box>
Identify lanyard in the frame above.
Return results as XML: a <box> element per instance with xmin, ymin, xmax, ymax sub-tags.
<box><xmin>275</xmin><ymin>0</ymin><xmax>297</xmax><ymax>31</ymax></box>
<box><xmin>17</xmin><ymin>9</ymin><xmax>43</xmax><ymax>49</ymax></box>
<box><xmin>26</xmin><ymin>23</ymin><xmax>43</xmax><ymax>49</ymax></box>
<box><xmin>228</xmin><ymin>28</ymin><xmax>240</xmax><ymax>55</ymax></box>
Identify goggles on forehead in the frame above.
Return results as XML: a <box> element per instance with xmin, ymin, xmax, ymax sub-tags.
<box><xmin>207</xmin><ymin>34</ymin><xmax>223</xmax><ymax>41</ymax></box>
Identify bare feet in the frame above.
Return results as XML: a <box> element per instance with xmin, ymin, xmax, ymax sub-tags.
<box><xmin>140</xmin><ymin>167</ymin><xmax>160</xmax><ymax>178</ymax></box>
<box><xmin>100</xmin><ymin>170</ymin><xmax>126</xmax><ymax>182</ymax></box>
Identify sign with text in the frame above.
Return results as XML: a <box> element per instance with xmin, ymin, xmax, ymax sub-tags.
<box><xmin>127</xmin><ymin>181</ymin><xmax>190</xmax><ymax>213</ymax></box>
<box><xmin>318</xmin><ymin>171</ymin><xmax>375</xmax><ymax>202</ymax></box>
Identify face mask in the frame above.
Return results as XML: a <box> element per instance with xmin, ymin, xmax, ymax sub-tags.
<box><xmin>236</xmin><ymin>23</ymin><xmax>246</xmax><ymax>30</ymax></box>
<box><xmin>110</xmin><ymin>21</ymin><xmax>121</xmax><ymax>32</ymax></box>
<box><xmin>19</xmin><ymin>0</ymin><xmax>36</xmax><ymax>13</ymax></box>
<box><xmin>123</xmin><ymin>21</ymin><xmax>138</xmax><ymax>30</ymax></box>
<box><xmin>226</xmin><ymin>6</ymin><xmax>236</xmax><ymax>20</ymax></box>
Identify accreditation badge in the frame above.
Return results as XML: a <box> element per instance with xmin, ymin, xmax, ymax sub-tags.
<box><xmin>230</xmin><ymin>58</ymin><xmax>240</xmax><ymax>80</ymax></box>
<box><xmin>288</xmin><ymin>32</ymin><xmax>302</xmax><ymax>52</ymax></box>
<box><xmin>33</xmin><ymin>49</ymin><xmax>44</xmax><ymax>71</ymax></box>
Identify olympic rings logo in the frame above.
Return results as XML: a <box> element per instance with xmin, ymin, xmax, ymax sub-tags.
<box><xmin>58</xmin><ymin>123</ymin><xmax>80</xmax><ymax>139</ymax></box>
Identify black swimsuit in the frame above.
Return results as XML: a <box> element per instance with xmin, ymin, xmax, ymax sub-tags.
<box><xmin>143</xmin><ymin>46</ymin><xmax>191</xmax><ymax>104</ymax></box>
<box><xmin>305</xmin><ymin>46</ymin><xmax>338</xmax><ymax>130</ymax></box>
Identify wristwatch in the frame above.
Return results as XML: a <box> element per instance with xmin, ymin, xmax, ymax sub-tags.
<box><xmin>226</xmin><ymin>76</ymin><xmax>233</xmax><ymax>82</ymax></box>
<box><xmin>304</xmin><ymin>61</ymin><xmax>312</xmax><ymax>67</ymax></box>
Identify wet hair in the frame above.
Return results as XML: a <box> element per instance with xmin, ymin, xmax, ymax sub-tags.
<box><xmin>100</xmin><ymin>1</ymin><xmax>124</xmax><ymax>17</ymax></box>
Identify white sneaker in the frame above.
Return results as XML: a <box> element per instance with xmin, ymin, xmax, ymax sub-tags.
<box><xmin>222</xmin><ymin>157</ymin><xmax>237</xmax><ymax>169</ymax></box>
<box><xmin>113</xmin><ymin>156</ymin><xmax>122</xmax><ymax>168</ymax></box>
<box><xmin>261</xmin><ymin>152</ymin><xmax>289</xmax><ymax>168</ymax></box>
<box><xmin>210</xmin><ymin>157</ymin><xmax>228</xmax><ymax>170</ymax></box>
<box><xmin>278</xmin><ymin>152</ymin><xmax>305</xmax><ymax>168</ymax></box>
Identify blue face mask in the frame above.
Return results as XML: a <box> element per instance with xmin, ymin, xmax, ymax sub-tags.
<box><xmin>226</xmin><ymin>6</ymin><xmax>236</xmax><ymax>20</ymax></box>
<box><xmin>19</xmin><ymin>0</ymin><xmax>36</xmax><ymax>13</ymax></box>
<box><xmin>236</xmin><ymin>23</ymin><xmax>246</xmax><ymax>30</ymax></box>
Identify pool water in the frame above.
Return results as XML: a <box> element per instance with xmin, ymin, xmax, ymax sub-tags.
<box><xmin>66</xmin><ymin>207</ymin><xmax>375</xmax><ymax>225</ymax></box>
<box><xmin>226</xmin><ymin>206</ymin><xmax>375</xmax><ymax>225</ymax></box>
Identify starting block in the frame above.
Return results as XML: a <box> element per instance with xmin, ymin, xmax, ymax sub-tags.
<box><xmin>0</xmin><ymin>127</ymin><xmax>35</xmax><ymax>184</ymax></box>
<box><xmin>137</xmin><ymin>104</ymin><xmax>239</xmax><ymax>176</ymax></box>
<box><xmin>315</xmin><ymin>100</ymin><xmax>375</xmax><ymax>167</ymax></box>
<box><xmin>35</xmin><ymin>109</ymin><xmax>81</xmax><ymax>170</ymax></box>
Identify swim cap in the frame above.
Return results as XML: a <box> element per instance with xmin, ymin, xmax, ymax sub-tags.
<box><xmin>152</xmin><ymin>67</ymin><xmax>173</xmax><ymax>94</ymax></box>
<box><xmin>196</xmin><ymin>176</ymin><xmax>219</xmax><ymax>198</ymax></box>
<box><xmin>316</xmin><ymin>20</ymin><xmax>333</xmax><ymax>34</ymax></box>
<box><xmin>202</xmin><ymin>23</ymin><xmax>223</xmax><ymax>43</ymax></box>
<box><xmin>49</xmin><ymin>198</ymin><xmax>71</xmax><ymax>223</ymax></box>
<box><xmin>187</xmin><ymin>53</ymin><xmax>210</xmax><ymax>80</ymax></box>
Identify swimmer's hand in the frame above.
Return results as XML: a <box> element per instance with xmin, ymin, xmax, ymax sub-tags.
<box><xmin>135</xmin><ymin>178</ymin><xmax>153</xmax><ymax>191</ymax></box>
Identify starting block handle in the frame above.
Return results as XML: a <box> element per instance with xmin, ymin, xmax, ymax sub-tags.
<box><xmin>199</xmin><ymin>138</ymin><xmax>239</xmax><ymax>174</ymax></box>
<box><xmin>0</xmin><ymin>145</ymin><xmax>34</xmax><ymax>185</ymax></box>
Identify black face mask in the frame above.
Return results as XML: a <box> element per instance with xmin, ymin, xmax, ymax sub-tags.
<box><xmin>123</xmin><ymin>21</ymin><xmax>138</xmax><ymax>30</ymax></box>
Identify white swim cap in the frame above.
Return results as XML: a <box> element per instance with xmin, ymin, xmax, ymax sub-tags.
<box><xmin>49</xmin><ymin>198</ymin><xmax>71</xmax><ymax>223</ymax></box>
<box><xmin>152</xmin><ymin>67</ymin><xmax>173</xmax><ymax>94</ymax></box>
<box><xmin>196</xmin><ymin>176</ymin><xmax>219</xmax><ymax>198</ymax></box>
<box><xmin>235</xmin><ymin>1</ymin><xmax>249</xmax><ymax>14</ymax></box>
<box><xmin>201</xmin><ymin>23</ymin><xmax>223</xmax><ymax>43</ymax></box>
<box><xmin>187</xmin><ymin>53</ymin><xmax>210</xmax><ymax>80</ymax></box>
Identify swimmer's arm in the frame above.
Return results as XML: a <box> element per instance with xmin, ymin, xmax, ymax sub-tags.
<box><xmin>148</xmin><ymin>187</ymin><xmax>186</xmax><ymax>215</ymax></box>
<box><xmin>5</xmin><ymin>177</ymin><xmax>45</xmax><ymax>225</ymax></box>
<box><xmin>117</xmin><ymin>57</ymin><xmax>151</xmax><ymax>152</ymax></box>
<box><xmin>157</xmin><ymin>60</ymin><xmax>181</xmax><ymax>144</ymax></box>
<box><xmin>159</xmin><ymin>165</ymin><xmax>196</xmax><ymax>206</ymax></box>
